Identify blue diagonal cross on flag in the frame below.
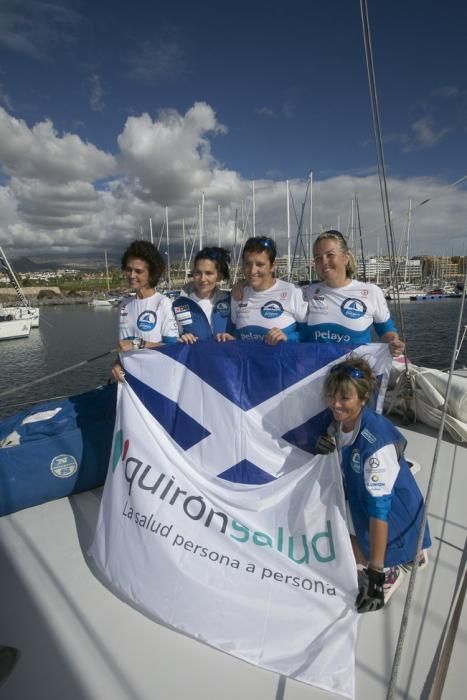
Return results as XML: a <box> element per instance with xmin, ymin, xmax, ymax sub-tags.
<box><xmin>122</xmin><ymin>341</ymin><xmax>390</xmax><ymax>484</ymax></box>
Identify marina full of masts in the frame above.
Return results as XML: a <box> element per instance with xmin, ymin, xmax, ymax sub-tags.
<box><xmin>2</xmin><ymin>252</ymin><xmax>466</xmax><ymax>295</ymax></box>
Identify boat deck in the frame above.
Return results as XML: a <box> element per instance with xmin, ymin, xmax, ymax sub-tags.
<box><xmin>1</xmin><ymin>421</ymin><xmax>465</xmax><ymax>700</ymax></box>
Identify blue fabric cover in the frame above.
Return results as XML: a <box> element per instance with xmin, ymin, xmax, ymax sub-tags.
<box><xmin>0</xmin><ymin>383</ymin><xmax>116</xmax><ymax>516</ymax></box>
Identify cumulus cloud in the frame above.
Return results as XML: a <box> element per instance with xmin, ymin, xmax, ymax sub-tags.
<box><xmin>1</xmin><ymin>101</ymin><xmax>467</xmax><ymax>259</ymax></box>
<box><xmin>0</xmin><ymin>83</ymin><xmax>14</xmax><ymax>111</ymax></box>
<box><xmin>118</xmin><ymin>102</ymin><xmax>229</xmax><ymax>204</ymax></box>
<box><xmin>10</xmin><ymin>178</ymin><xmax>102</xmax><ymax>227</ymax></box>
<box><xmin>0</xmin><ymin>107</ymin><xmax>116</xmax><ymax>183</ymax></box>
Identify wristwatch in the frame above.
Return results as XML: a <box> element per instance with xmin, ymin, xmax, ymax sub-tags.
<box><xmin>131</xmin><ymin>338</ymin><xmax>145</xmax><ymax>350</ymax></box>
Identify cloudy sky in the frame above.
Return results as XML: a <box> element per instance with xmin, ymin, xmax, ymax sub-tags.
<box><xmin>1</xmin><ymin>0</ymin><xmax>467</xmax><ymax>262</ymax></box>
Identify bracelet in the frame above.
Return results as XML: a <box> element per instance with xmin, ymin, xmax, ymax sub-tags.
<box><xmin>368</xmin><ymin>563</ymin><xmax>384</xmax><ymax>573</ymax></box>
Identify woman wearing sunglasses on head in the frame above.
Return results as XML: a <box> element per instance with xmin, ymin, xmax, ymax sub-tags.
<box><xmin>302</xmin><ymin>230</ymin><xmax>404</xmax><ymax>357</ymax></box>
<box><xmin>310</xmin><ymin>357</ymin><xmax>430</xmax><ymax>613</ymax></box>
<box><xmin>216</xmin><ymin>236</ymin><xmax>308</xmax><ymax>345</ymax></box>
<box><xmin>173</xmin><ymin>247</ymin><xmax>231</xmax><ymax>343</ymax></box>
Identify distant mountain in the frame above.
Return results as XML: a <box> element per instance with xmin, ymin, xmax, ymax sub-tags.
<box><xmin>10</xmin><ymin>257</ymin><xmax>106</xmax><ymax>273</ymax></box>
<box><xmin>11</xmin><ymin>257</ymin><xmax>62</xmax><ymax>272</ymax></box>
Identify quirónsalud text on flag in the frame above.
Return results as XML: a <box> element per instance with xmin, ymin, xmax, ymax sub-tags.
<box><xmin>90</xmin><ymin>341</ymin><xmax>392</xmax><ymax>700</ymax></box>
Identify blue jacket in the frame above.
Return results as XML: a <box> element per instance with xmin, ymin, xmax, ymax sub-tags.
<box><xmin>309</xmin><ymin>407</ymin><xmax>431</xmax><ymax>567</ymax></box>
<box><xmin>172</xmin><ymin>291</ymin><xmax>231</xmax><ymax>340</ymax></box>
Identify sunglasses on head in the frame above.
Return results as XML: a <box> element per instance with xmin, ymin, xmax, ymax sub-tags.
<box><xmin>256</xmin><ymin>236</ymin><xmax>274</xmax><ymax>249</ymax></box>
<box><xmin>316</xmin><ymin>230</ymin><xmax>347</xmax><ymax>244</ymax></box>
<box><xmin>330</xmin><ymin>364</ymin><xmax>365</xmax><ymax>379</ymax></box>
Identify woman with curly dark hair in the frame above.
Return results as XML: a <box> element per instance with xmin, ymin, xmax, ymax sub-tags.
<box><xmin>111</xmin><ymin>240</ymin><xmax>178</xmax><ymax>382</ymax></box>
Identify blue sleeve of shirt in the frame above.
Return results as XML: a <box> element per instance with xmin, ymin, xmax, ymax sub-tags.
<box><xmin>373</xmin><ymin>318</ymin><xmax>397</xmax><ymax>337</ymax></box>
<box><xmin>284</xmin><ymin>326</ymin><xmax>300</xmax><ymax>343</ymax></box>
<box><xmin>365</xmin><ymin>493</ymin><xmax>393</xmax><ymax>521</ymax></box>
<box><xmin>162</xmin><ymin>336</ymin><xmax>178</xmax><ymax>344</ymax></box>
<box><xmin>296</xmin><ymin>322</ymin><xmax>308</xmax><ymax>341</ymax></box>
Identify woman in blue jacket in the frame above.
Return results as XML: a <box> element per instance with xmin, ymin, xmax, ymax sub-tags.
<box><xmin>172</xmin><ymin>247</ymin><xmax>231</xmax><ymax>342</ymax></box>
<box><xmin>313</xmin><ymin>356</ymin><xmax>430</xmax><ymax>612</ymax></box>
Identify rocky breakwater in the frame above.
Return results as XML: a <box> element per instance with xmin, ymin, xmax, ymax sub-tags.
<box><xmin>0</xmin><ymin>287</ymin><xmax>92</xmax><ymax>305</ymax></box>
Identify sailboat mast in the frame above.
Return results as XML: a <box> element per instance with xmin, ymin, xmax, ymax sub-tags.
<box><xmin>182</xmin><ymin>219</ymin><xmax>188</xmax><ymax>283</ymax></box>
<box><xmin>376</xmin><ymin>238</ymin><xmax>380</xmax><ymax>286</ymax></box>
<box><xmin>200</xmin><ymin>193</ymin><xmax>205</xmax><ymax>250</ymax></box>
<box><xmin>286</xmin><ymin>180</ymin><xmax>291</xmax><ymax>280</ymax></box>
<box><xmin>198</xmin><ymin>203</ymin><xmax>202</xmax><ymax>251</ymax></box>
<box><xmin>252</xmin><ymin>181</ymin><xmax>256</xmax><ymax>237</ymax></box>
<box><xmin>309</xmin><ymin>172</ymin><xmax>313</xmax><ymax>280</ymax></box>
<box><xmin>404</xmin><ymin>199</ymin><xmax>412</xmax><ymax>287</ymax></box>
<box><xmin>105</xmin><ymin>249</ymin><xmax>110</xmax><ymax>292</ymax></box>
<box><xmin>0</xmin><ymin>246</ymin><xmax>29</xmax><ymax>306</ymax></box>
<box><xmin>356</xmin><ymin>197</ymin><xmax>366</xmax><ymax>282</ymax></box>
<box><xmin>165</xmin><ymin>207</ymin><xmax>171</xmax><ymax>288</ymax></box>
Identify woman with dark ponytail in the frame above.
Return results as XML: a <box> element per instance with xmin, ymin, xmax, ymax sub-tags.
<box><xmin>172</xmin><ymin>247</ymin><xmax>231</xmax><ymax>342</ymax></box>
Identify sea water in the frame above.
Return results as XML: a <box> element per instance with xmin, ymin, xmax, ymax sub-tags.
<box><xmin>0</xmin><ymin>301</ymin><xmax>466</xmax><ymax>420</ymax></box>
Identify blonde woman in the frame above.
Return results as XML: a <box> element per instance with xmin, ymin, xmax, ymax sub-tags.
<box><xmin>303</xmin><ymin>230</ymin><xmax>404</xmax><ymax>356</ymax></box>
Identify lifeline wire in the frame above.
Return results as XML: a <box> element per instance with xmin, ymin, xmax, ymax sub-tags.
<box><xmin>0</xmin><ymin>349</ymin><xmax>118</xmax><ymax>401</ymax></box>
<box><xmin>386</xmin><ymin>267</ymin><xmax>467</xmax><ymax>700</ymax></box>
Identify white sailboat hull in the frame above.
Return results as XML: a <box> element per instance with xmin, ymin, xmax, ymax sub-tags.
<box><xmin>2</xmin><ymin>306</ymin><xmax>40</xmax><ymax>327</ymax></box>
<box><xmin>90</xmin><ymin>298</ymin><xmax>114</xmax><ymax>307</ymax></box>
<box><xmin>0</xmin><ymin>318</ymin><xmax>31</xmax><ymax>340</ymax></box>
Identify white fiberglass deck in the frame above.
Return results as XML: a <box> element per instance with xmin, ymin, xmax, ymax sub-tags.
<box><xmin>0</xmin><ymin>421</ymin><xmax>465</xmax><ymax>700</ymax></box>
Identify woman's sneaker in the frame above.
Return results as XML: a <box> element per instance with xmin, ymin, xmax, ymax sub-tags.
<box><xmin>400</xmin><ymin>549</ymin><xmax>429</xmax><ymax>573</ymax></box>
<box><xmin>383</xmin><ymin>566</ymin><xmax>405</xmax><ymax>603</ymax></box>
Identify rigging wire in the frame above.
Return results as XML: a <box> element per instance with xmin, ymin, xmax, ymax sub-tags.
<box><xmin>1</xmin><ymin>393</ymin><xmax>72</xmax><ymax>411</ymax></box>
<box><xmin>0</xmin><ymin>349</ymin><xmax>118</xmax><ymax>401</ymax></box>
<box><xmin>360</xmin><ymin>0</ymin><xmax>406</xmax><ymax>338</ymax></box>
<box><xmin>360</xmin><ymin>0</ymin><xmax>415</xmax><ymax>423</ymax></box>
<box><xmin>386</xmin><ymin>265</ymin><xmax>467</xmax><ymax>700</ymax></box>
<box><xmin>359</xmin><ymin>4</ymin><xmax>467</xmax><ymax>693</ymax></box>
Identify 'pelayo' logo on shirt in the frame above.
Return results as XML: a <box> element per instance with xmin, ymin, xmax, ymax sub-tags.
<box><xmin>137</xmin><ymin>310</ymin><xmax>157</xmax><ymax>331</ymax></box>
<box><xmin>340</xmin><ymin>298</ymin><xmax>367</xmax><ymax>319</ymax></box>
<box><xmin>261</xmin><ymin>300</ymin><xmax>284</xmax><ymax>319</ymax></box>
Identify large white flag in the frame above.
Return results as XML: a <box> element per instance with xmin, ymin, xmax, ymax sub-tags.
<box><xmin>91</xmin><ymin>341</ymin><xmax>392</xmax><ymax>699</ymax></box>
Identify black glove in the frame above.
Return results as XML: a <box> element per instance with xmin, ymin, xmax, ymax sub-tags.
<box><xmin>356</xmin><ymin>567</ymin><xmax>385</xmax><ymax>613</ymax></box>
<box><xmin>314</xmin><ymin>434</ymin><xmax>337</xmax><ymax>454</ymax></box>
